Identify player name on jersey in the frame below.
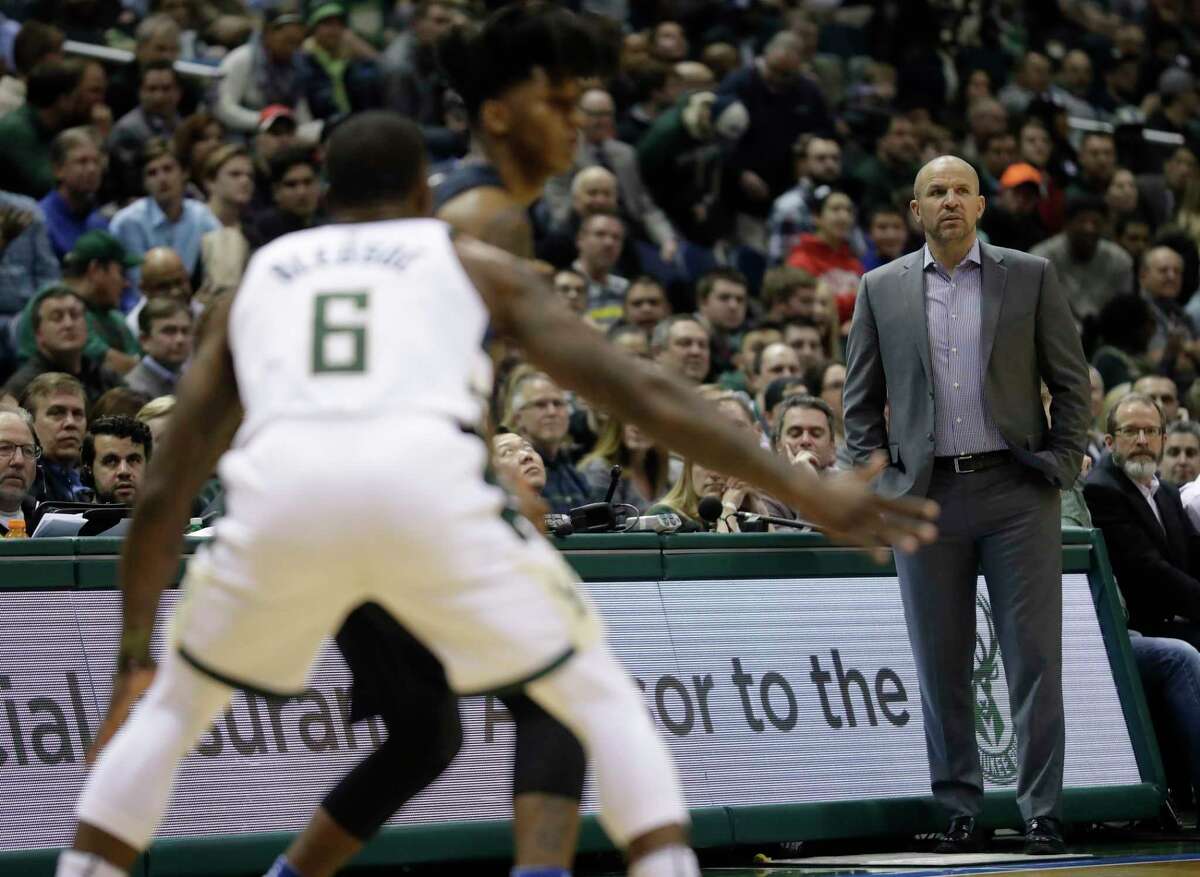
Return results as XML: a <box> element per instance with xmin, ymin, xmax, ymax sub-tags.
<box><xmin>268</xmin><ymin>239</ymin><xmax>424</xmax><ymax>284</ymax></box>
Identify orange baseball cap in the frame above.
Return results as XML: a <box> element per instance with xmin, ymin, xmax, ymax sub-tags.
<box><xmin>1000</xmin><ymin>162</ymin><xmax>1043</xmax><ymax>189</ymax></box>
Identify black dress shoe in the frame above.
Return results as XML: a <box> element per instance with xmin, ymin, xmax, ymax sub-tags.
<box><xmin>1024</xmin><ymin>816</ymin><xmax>1067</xmax><ymax>855</ymax></box>
<box><xmin>933</xmin><ymin>816</ymin><xmax>990</xmax><ymax>853</ymax></box>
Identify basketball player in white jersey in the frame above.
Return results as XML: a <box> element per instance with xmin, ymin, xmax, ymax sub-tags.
<box><xmin>57</xmin><ymin>112</ymin><xmax>938</xmax><ymax>877</ymax></box>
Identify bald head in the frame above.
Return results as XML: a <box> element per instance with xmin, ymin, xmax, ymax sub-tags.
<box><xmin>571</xmin><ymin>165</ymin><xmax>618</xmax><ymax>216</ymax></box>
<box><xmin>140</xmin><ymin>247</ymin><xmax>191</xmax><ymax>302</ymax></box>
<box><xmin>911</xmin><ymin>155</ymin><xmax>985</xmax><ymax>251</ymax></box>
<box><xmin>673</xmin><ymin>61</ymin><xmax>715</xmax><ymax>93</ymax></box>
<box><xmin>573</xmin><ymin>165</ymin><xmax>616</xmax><ymax>195</ymax></box>
<box><xmin>765</xmin><ymin>30</ymin><xmax>803</xmax><ymax>58</ymax></box>
<box><xmin>913</xmin><ymin>155</ymin><xmax>979</xmax><ymax>200</ymax></box>
<box><xmin>579</xmin><ymin>88</ymin><xmax>614</xmax><ymax>115</ymax></box>
<box><xmin>579</xmin><ymin>88</ymin><xmax>616</xmax><ymax>146</ymax></box>
<box><xmin>1141</xmin><ymin>245</ymin><xmax>1185</xmax><ymax>300</ymax></box>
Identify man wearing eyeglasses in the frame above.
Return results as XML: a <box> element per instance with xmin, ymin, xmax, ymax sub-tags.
<box><xmin>508</xmin><ymin>372</ymin><xmax>592</xmax><ymax>515</ymax></box>
<box><xmin>1084</xmin><ymin>392</ymin><xmax>1200</xmax><ymax>650</ymax></box>
<box><xmin>0</xmin><ymin>407</ymin><xmax>40</xmax><ymax>533</ymax></box>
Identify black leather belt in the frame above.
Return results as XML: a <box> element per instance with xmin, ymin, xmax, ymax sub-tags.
<box><xmin>933</xmin><ymin>450</ymin><xmax>1013</xmax><ymax>474</ymax></box>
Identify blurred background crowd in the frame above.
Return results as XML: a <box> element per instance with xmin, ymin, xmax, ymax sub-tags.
<box><xmin>5</xmin><ymin>0</ymin><xmax>1200</xmax><ymax>817</ymax></box>
<box><xmin>3</xmin><ymin>0</ymin><xmax>1199</xmax><ymax>523</ymax></box>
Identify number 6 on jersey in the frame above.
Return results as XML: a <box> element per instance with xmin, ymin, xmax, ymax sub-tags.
<box><xmin>312</xmin><ymin>291</ymin><xmax>369</xmax><ymax>374</ymax></box>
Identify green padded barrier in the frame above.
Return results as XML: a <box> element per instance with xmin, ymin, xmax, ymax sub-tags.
<box><xmin>0</xmin><ymin>537</ymin><xmax>76</xmax><ymax>590</ymax></box>
<box><xmin>662</xmin><ymin>532</ymin><xmax>1093</xmax><ymax>580</ymax></box>
<box><xmin>662</xmin><ymin>532</ymin><xmax>897</xmax><ymax>580</ymax></box>
<box><xmin>552</xmin><ymin>532</ymin><xmax>663</xmax><ymax>580</ymax></box>
<box><xmin>0</xmin><ymin>539</ymin><xmax>76</xmax><ymax>556</ymax></box>
<box><xmin>75</xmin><ymin>536</ymin><xmax>202</xmax><ymax>590</ymax></box>
<box><xmin>74</xmin><ymin>537</ymin><xmax>126</xmax><ymax>590</ymax></box>
<box><xmin>1087</xmin><ymin>529</ymin><xmax>1168</xmax><ymax>791</ymax></box>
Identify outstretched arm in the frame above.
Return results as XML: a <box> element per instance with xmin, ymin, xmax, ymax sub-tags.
<box><xmin>456</xmin><ymin>235</ymin><xmax>938</xmax><ymax>550</ymax></box>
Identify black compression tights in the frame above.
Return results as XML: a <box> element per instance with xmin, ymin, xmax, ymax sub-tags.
<box><xmin>322</xmin><ymin>693</ymin><xmax>584</xmax><ymax>839</ymax></box>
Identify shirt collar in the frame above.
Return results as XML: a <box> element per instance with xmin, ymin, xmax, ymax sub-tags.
<box><xmin>145</xmin><ymin>196</ymin><xmax>185</xmax><ymax>228</ymax></box>
<box><xmin>922</xmin><ymin>238</ymin><xmax>981</xmax><ymax>272</ymax></box>
<box><xmin>1130</xmin><ymin>472</ymin><xmax>1160</xmax><ymax>499</ymax></box>
<box><xmin>141</xmin><ymin>356</ymin><xmax>179</xmax><ymax>382</ymax></box>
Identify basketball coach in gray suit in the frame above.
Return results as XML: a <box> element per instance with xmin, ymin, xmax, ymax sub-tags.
<box><xmin>842</xmin><ymin>156</ymin><xmax>1090</xmax><ymax>855</ymax></box>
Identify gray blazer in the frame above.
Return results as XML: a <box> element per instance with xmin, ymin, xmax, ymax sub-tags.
<box><xmin>842</xmin><ymin>241</ymin><xmax>1090</xmax><ymax>498</ymax></box>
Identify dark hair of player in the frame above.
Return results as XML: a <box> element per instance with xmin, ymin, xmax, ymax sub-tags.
<box><xmin>324</xmin><ymin>111</ymin><xmax>427</xmax><ymax>210</ymax></box>
<box><xmin>437</xmin><ymin>2</ymin><xmax>617</xmax><ymax>125</ymax></box>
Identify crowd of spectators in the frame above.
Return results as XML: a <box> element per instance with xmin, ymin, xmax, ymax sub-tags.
<box><xmin>6</xmin><ymin>0</ymin><xmax>1200</xmax><ymax>824</ymax></box>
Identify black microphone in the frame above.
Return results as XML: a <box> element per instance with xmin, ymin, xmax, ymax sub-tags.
<box><xmin>697</xmin><ymin>495</ymin><xmax>724</xmax><ymax>530</ymax></box>
<box><xmin>697</xmin><ymin>495</ymin><xmax>813</xmax><ymax>531</ymax></box>
<box><xmin>568</xmin><ymin>465</ymin><xmax>623</xmax><ymax>532</ymax></box>
<box><xmin>604</xmin><ymin>464</ymin><xmax>622</xmax><ymax>504</ymax></box>
<box><xmin>727</xmin><ymin>509</ymin><xmax>813</xmax><ymax>531</ymax></box>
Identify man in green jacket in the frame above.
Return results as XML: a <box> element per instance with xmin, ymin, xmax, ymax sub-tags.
<box><xmin>17</xmin><ymin>231</ymin><xmax>142</xmax><ymax>374</ymax></box>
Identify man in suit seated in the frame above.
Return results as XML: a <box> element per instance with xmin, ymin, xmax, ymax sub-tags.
<box><xmin>1082</xmin><ymin>391</ymin><xmax>1200</xmax><ymax>806</ymax></box>
<box><xmin>1084</xmin><ymin>392</ymin><xmax>1200</xmax><ymax>649</ymax></box>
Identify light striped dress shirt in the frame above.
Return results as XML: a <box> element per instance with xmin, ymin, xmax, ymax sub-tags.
<box><xmin>923</xmin><ymin>240</ymin><xmax>1008</xmax><ymax>456</ymax></box>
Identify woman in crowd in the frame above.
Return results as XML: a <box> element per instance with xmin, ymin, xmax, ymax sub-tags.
<box><xmin>1171</xmin><ymin>177</ymin><xmax>1200</xmax><ymax>249</ymax></box>
<box><xmin>136</xmin><ymin>394</ymin><xmax>175</xmax><ymax>447</ymax></box>
<box><xmin>649</xmin><ymin>392</ymin><xmax>774</xmax><ymax>532</ymax></box>
<box><xmin>1106</xmin><ymin>167</ymin><xmax>1140</xmax><ymax>218</ymax></box>
<box><xmin>578</xmin><ymin>416</ymin><xmax>669</xmax><ymax>515</ymax></box>
<box><xmin>173</xmin><ymin>111</ymin><xmax>226</xmax><ymax>199</ymax></box>
<box><xmin>1105</xmin><ymin>166</ymin><xmax>1162</xmax><ymax>240</ymax></box>
<box><xmin>1018</xmin><ymin>114</ymin><xmax>1067</xmax><ymax>234</ymax></box>
<box><xmin>200</xmin><ymin>143</ymin><xmax>255</xmax><ymax>295</ymax></box>
<box><xmin>786</xmin><ymin>187</ymin><xmax>864</xmax><ymax>330</ymax></box>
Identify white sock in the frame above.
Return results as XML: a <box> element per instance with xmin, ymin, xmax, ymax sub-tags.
<box><xmin>56</xmin><ymin>850</ymin><xmax>128</xmax><ymax>877</ymax></box>
<box><xmin>628</xmin><ymin>845</ymin><xmax>700</xmax><ymax>877</ymax></box>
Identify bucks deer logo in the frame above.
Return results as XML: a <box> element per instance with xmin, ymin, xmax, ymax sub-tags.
<box><xmin>974</xmin><ymin>594</ymin><xmax>1018</xmax><ymax>785</ymax></box>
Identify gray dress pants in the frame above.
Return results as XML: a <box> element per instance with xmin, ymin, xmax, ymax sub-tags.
<box><xmin>893</xmin><ymin>460</ymin><xmax>1064</xmax><ymax>821</ymax></box>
